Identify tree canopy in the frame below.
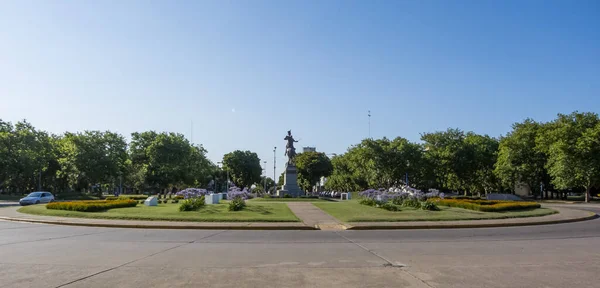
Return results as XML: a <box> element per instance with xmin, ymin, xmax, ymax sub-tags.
<box><xmin>222</xmin><ymin>150</ymin><xmax>262</xmax><ymax>189</ymax></box>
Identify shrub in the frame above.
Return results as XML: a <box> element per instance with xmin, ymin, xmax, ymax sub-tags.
<box><xmin>228</xmin><ymin>197</ymin><xmax>246</xmax><ymax>211</ymax></box>
<box><xmin>139</xmin><ymin>200</ymin><xmax>144</xmax><ymax>204</ymax></box>
<box><xmin>47</xmin><ymin>200</ymin><xmax>137</xmax><ymax>212</ymax></box>
<box><xmin>227</xmin><ymin>186</ymin><xmax>252</xmax><ymax>200</ymax></box>
<box><xmin>105</xmin><ymin>195</ymin><xmax>148</xmax><ymax>201</ymax></box>
<box><xmin>174</xmin><ymin>195</ymin><xmax>184</xmax><ymax>200</ymax></box>
<box><xmin>359</xmin><ymin>198</ymin><xmax>378</xmax><ymax>206</ymax></box>
<box><xmin>421</xmin><ymin>201</ymin><xmax>439</xmax><ymax>211</ymax></box>
<box><xmin>179</xmin><ymin>196</ymin><xmax>205</xmax><ymax>211</ymax></box>
<box><xmin>171</xmin><ymin>199</ymin><xmax>179</xmax><ymax>204</ymax></box>
<box><xmin>378</xmin><ymin>202</ymin><xmax>400</xmax><ymax>211</ymax></box>
<box><xmin>263</xmin><ymin>194</ymin><xmax>271</xmax><ymax>198</ymax></box>
<box><xmin>434</xmin><ymin>199</ymin><xmax>540</xmax><ymax>212</ymax></box>
<box><xmin>402</xmin><ymin>197</ymin><xmax>421</xmax><ymax>209</ymax></box>
<box><xmin>283</xmin><ymin>194</ymin><xmax>292</xmax><ymax>198</ymax></box>
<box><xmin>176</xmin><ymin>188</ymin><xmax>210</xmax><ymax>199</ymax></box>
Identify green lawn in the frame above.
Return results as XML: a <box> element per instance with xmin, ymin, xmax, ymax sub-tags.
<box><xmin>18</xmin><ymin>202</ymin><xmax>300</xmax><ymax>222</ymax></box>
<box><xmin>249</xmin><ymin>197</ymin><xmax>333</xmax><ymax>202</ymax></box>
<box><xmin>313</xmin><ymin>200</ymin><xmax>557</xmax><ymax>222</ymax></box>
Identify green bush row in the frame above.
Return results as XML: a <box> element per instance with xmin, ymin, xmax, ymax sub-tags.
<box><xmin>105</xmin><ymin>195</ymin><xmax>148</xmax><ymax>201</ymax></box>
<box><xmin>47</xmin><ymin>200</ymin><xmax>138</xmax><ymax>212</ymax></box>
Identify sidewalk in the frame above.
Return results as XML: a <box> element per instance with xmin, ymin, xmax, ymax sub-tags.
<box><xmin>286</xmin><ymin>202</ymin><xmax>347</xmax><ymax>230</ymax></box>
<box><xmin>0</xmin><ymin>205</ymin><xmax>595</xmax><ymax>230</ymax></box>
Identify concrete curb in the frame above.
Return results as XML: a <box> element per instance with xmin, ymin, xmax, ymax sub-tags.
<box><xmin>0</xmin><ymin>207</ymin><xmax>595</xmax><ymax>231</ymax></box>
<box><xmin>345</xmin><ymin>212</ymin><xmax>598</xmax><ymax>230</ymax></box>
<box><xmin>0</xmin><ymin>216</ymin><xmax>317</xmax><ymax>230</ymax></box>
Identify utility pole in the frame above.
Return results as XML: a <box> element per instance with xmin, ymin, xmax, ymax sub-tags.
<box><xmin>368</xmin><ymin>110</ymin><xmax>371</xmax><ymax>139</ymax></box>
<box><xmin>273</xmin><ymin>147</ymin><xmax>277</xmax><ymax>192</ymax></box>
<box><xmin>263</xmin><ymin>161</ymin><xmax>267</xmax><ymax>193</ymax></box>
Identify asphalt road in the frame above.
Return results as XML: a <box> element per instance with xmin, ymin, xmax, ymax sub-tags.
<box><xmin>1</xmin><ymin>205</ymin><xmax>599</xmax><ymax>288</ymax></box>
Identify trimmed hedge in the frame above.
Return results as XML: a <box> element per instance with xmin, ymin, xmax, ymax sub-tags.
<box><xmin>47</xmin><ymin>200</ymin><xmax>138</xmax><ymax>212</ymax></box>
<box><xmin>105</xmin><ymin>195</ymin><xmax>148</xmax><ymax>201</ymax></box>
<box><xmin>433</xmin><ymin>199</ymin><xmax>540</xmax><ymax>212</ymax></box>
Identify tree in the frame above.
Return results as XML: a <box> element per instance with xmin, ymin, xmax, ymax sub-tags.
<box><xmin>222</xmin><ymin>150</ymin><xmax>262</xmax><ymax>189</ymax></box>
<box><xmin>540</xmin><ymin>112</ymin><xmax>600</xmax><ymax>202</ymax></box>
<box><xmin>57</xmin><ymin>131</ymin><xmax>127</xmax><ymax>194</ymax></box>
<box><xmin>421</xmin><ymin>129</ymin><xmax>477</xmax><ymax>193</ymax></box>
<box><xmin>324</xmin><ymin>154</ymin><xmax>362</xmax><ymax>192</ymax></box>
<box><xmin>0</xmin><ymin>120</ymin><xmax>55</xmax><ymax>194</ymax></box>
<box><xmin>129</xmin><ymin>132</ymin><xmax>211</xmax><ymax>193</ymax></box>
<box><xmin>465</xmin><ymin>133</ymin><xmax>500</xmax><ymax>195</ymax></box>
<box><xmin>294</xmin><ymin>152</ymin><xmax>333</xmax><ymax>192</ymax></box>
<box><xmin>495</xmin><ymin>119</ymin><xmax>548</xmax><ymax>197</ymax></box>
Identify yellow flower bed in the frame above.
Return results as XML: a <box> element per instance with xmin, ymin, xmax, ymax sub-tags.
<box><xmin>433</xmin><ymin>198</ymin><xmax>540</xmax><ymax>212</ymax></box>
<box><xmin>46</xmin><ymin>200</ymin><xmax>138</xmax><ymax>212</ymax></box>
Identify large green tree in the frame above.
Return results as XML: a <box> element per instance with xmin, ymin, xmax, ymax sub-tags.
<box><xmin>0</xmin><ymin>120</ymin><xmax>57</xmax><ymax>194</ymax></box>
<box><xmin>465</xmin><ymin>133</ymin><xmax>500</xmax><ymax>195</ymax></box>
<box><xmin>129</xmin><ymin>132</ymin><xmax>211</xmax><ymax>193</ymax></box>
<box><xmin>222</xmin><ymin>150</ymin><xmax>262</xmax><ymax>189</ymax></box>
<box><xmin>421</xmin><ymin>129</ymin><xmax>477</xmax><ymax>193</ymax></box>
<box><xmin>294</xmin><ymin>152</ymin><xmax>333</xmax><ymax>192</ymax></box>
<box><xmin>539</xmin><ymin>112</ymin><xmax>600</xmax><ymax>202</ymax></box>
<box><xmin>495</xmin><ymin>119</ymin><xmax>548</xmax><ymax>197</ymax></box>
<box><xmin>57</xmin><ymin>131</ymin><xmax>127</xmax><ymax>194</ymax></box>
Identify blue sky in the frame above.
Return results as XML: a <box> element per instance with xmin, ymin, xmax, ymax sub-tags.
<box><xmin>1</xmin><ymin>0</ymin><xmax>599</xmax><ymax>177</ymax></box>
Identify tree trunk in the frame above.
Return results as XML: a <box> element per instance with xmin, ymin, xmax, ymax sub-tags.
<box><xmin>585</xmin><ymin>186</ymin><xmax>590</xmax><ymax>203</ymax></box>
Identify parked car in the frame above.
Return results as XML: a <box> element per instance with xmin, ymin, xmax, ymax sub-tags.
<box><xmin>19</xmin><ymin>192</ymin><xmax>54</xmax><ymax>206</ymax></box>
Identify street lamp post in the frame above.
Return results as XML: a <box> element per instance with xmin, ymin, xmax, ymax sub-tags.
<box><xmin>217</xmin><ymin>162</ymin><xmax>228</xmax><ymax>192</ymax></box>
<box><xmin>263</xmin><ymin>161</ymin><xmax>267</xmax><ymax>193</ymax></box>
<box><xmin>273</xmin><ymin>147</ymin><xmax>277</xmax><ymax>192</ymax></box>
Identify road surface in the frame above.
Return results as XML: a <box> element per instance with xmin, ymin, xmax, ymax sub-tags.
<box><xmin>0</xmin><ymin>205</ymin><xmax>599</xmax><ymax>288</ymax></box>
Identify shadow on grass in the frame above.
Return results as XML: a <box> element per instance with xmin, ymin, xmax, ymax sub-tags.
<box><xmin>244</xmin><ymin>205</ymin><xmax>274</xmax><ymax>215</ymax></box>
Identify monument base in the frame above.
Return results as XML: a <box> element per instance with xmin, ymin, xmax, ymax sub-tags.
<box><xmin>277</xmin><ymin>164</ymin><xmax>304</xmax><ymax>197</ymax></box>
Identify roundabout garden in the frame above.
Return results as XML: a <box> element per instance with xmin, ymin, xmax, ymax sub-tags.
<box><xmin>14</xmin><ymin>186</ymin><xmax>558</xmax><ymax>226</ymax></box>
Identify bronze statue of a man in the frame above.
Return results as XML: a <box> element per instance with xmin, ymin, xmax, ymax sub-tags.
<box><xmin>284</xmin><ymin>130</ymin><xmax>298</xmax><ymax>165</ymax></box>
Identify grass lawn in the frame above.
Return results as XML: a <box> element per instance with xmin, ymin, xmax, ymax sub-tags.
<box><xmin>249</xmin><ymin>197</ymin><xmax>334</xmax><ymax>202</ymax></box>
<box><xmin>18</xmin><ymin>202</ymin><xmax>300</xmax><ymax>222</ymax></box>
<box><xmin>313</xmin><ymin>200</ymin><xmax>557</xmax><ymax>222</ymax></box>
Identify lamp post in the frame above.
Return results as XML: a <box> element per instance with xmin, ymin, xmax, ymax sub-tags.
<box><xmin>273</xmin><ymin>147</ymin><xmax>277</xmax><ymax>191</ymax></box>
<box><xmin>217</xmin><ymin>162</ymin><xmax>228</xmax><ymax>192</ymax></box>
<box><xmin>263</xmin><ymin>161</ymin><xmax>267</xmax><ymax>193</ymax></box>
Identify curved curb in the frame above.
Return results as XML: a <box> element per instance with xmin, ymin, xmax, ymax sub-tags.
<box><xmin>345</xmin><ymin>212</ymin><xmax>598</xmax><ymax>230</ymax></box>
<box><xmin>0</xmin><ymin>216</ymin><xmax>317</xmax><ymax>230</ymax></box>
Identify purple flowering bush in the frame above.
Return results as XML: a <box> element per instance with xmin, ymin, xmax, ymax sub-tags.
<box><xmin>358</xmin><ymin>185</ymin><xmax>443</xmax><ymax>211</ymax></box>
<box><xmin>176</xmin><ymin>188</ymin><xmax>210</xmax><ymax>199</ymax></box>
<box><xmin>227</xmin><ymin>186</ymin><xmax>252</xmax><ymax>200</ymax></box>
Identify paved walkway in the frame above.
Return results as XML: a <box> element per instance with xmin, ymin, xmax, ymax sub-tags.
<box><xmin>285</xmin><ymin>202</ymin><xmax>346</xmax><ymax>230</ymax></box>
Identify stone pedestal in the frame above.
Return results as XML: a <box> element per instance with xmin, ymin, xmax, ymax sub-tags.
<box><xmin>277</xmin><ymin>164</ymin><xmax>304</xmax><ymax>197</ymax></box>
<box><xmin>144</xmin><ymin>196</ymin><xmax>157</xmax><ymax>206</ymax></box>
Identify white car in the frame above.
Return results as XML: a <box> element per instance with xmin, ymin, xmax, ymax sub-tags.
<box><xmin>19</xmin><ymin>192</ymin><xmax>55</xmax><ymax>206</ymax></box>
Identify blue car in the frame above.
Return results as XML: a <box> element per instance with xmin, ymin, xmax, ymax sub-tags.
<box><xmin>19</xmin><ymin>192</ymin><xmax>55</xmax><ymax>206</ymax></box>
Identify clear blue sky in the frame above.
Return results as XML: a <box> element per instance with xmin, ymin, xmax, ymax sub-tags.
<box><xmin>1</xmin><ymin>0</ymin><xmax>598</xmax><ymax>177</ymax></box>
